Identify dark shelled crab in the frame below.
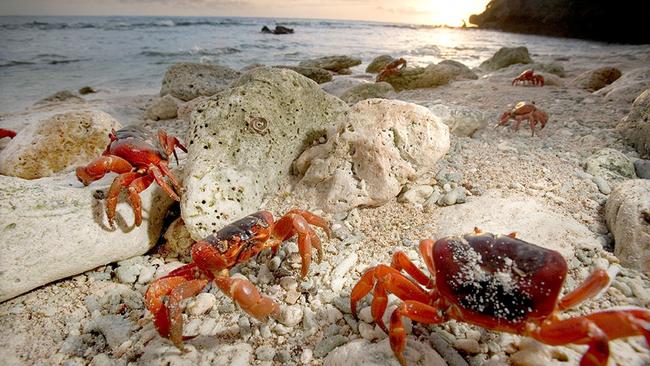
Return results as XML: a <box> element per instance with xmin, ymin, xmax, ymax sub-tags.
<box><xmin>351</xmin><ymin>228</ymin><xmax>650</xmax><ymax>366</ymax></box>
<box><xmin>76</xmin><ymin>125</ymin><xmax>186</xmax><ymax>226</ymax></box>
<box><xmin>144</xmin><ymin>209</ymin><xmax>331</xmax><ymax>350</ymax></box>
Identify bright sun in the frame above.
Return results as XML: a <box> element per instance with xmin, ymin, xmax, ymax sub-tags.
<box><xmin>423</xmin><ymin>0</ymin><xmax>490</xmax><ymax>27</ymax></box>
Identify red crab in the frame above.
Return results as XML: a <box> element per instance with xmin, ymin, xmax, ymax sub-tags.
<box><xmin>76</xmin><ymin>126</ymin><xmax>186</xmax><ymax>226</ymax></box>
<box><xmin>497</xmin><ymin>101</ymin><xmax>548</xmax><ymax>136</ymax></box>
<box><xmin>0</xmin><ymin>128</ymin><xmax>16</xmax><ymax>139</ymax></box>
<box><xmin>512</xmin><ymin>69</ymin><xmax>544</xmax><ymax>86</ymax></box>
<box><xmin>351</xmin><ymin>229</ymin><xmax>650</xmax><ymax>366</ymax></box>
<box><xmin>377</xmin><ymin>58</ymin><xmax>407</xmax><ymax>82</ymax></box>
<box><xmin>144</xmin><ymin>209</ymin><xmax>331</xmax><ymax>350</ymax></box>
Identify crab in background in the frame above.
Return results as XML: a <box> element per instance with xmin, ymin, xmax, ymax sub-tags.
<box><xmin>351</xmin><ymin>229</ymin><xmax>650</xmax><ymax>366</ymax></box>
<box><xmin>377</xmin><ymin>58</ymin><xmax>407</xmax><ymax>82</ymax></box>
<box><xmin>512</xmin><ymin>69</ymin><xmax>544</xmax><ymax>86</ymax></box>
<box><xmin>497</xmin><ymin>101</ymin><xmax>548</xmax><ymax>136</ymax></box>
<box><xmin>0</xmin><ymin>128</ymin><xmax>16</xmax><ymax>139</ymax></box>
<box><xmin>76</xmin><ymin>125</ymin><xmax>186</xmax><ymax>226</ymax></box>
<box><xmin>144</xmin><ymin>209</ymin><xmax>331</xmax><ymax>350</ymax></box>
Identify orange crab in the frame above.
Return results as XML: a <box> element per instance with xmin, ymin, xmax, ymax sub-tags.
<box><xmin>145</xmin><ymin>209</ymin><xmax>331</xmax><ymax>350</ymax></box>
<box><xmin>497</xmin><ymin>101</ymin><xmax>548</xmax><ymax>136</ymax></box>
<box><xmin>351</xmin><ymin>229</ymin><xmax>650</xmax><ymax>366</ymax></box>
<box><xmin>377</xmin><ymin>58</ymin><xmax>407</xmax><ymax>82</ymax></box>
<box><xmin>76</xmin><ymin>126</ymin><xmax>186</xmax><ymax>226</ymax></box>
<box><xmin>512</xmin><ymin>69</ymin><xmax>544</xmax><ymax>86</ymax></box>
<box><xmin>0</xmin><ymin>128</ymin><xmax>16</xmax><ymax>139</ymax></box>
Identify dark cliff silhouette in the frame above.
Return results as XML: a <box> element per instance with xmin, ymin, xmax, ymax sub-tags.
<box><xmin>469</xmin><ymin>0</ymin><xmax>648</xmax><ymax>44</ymax></box>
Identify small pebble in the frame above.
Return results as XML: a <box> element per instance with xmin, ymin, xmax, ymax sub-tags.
<box><xmin>313</xmin><ymin>335</ymin><xmax>348</xmax><ymax>358</ymax></box>
<box><xmin>300</xmin><ymin>348</ymin><xmax>313</xmax><ymax>364</ymax></box>
<box><xmin>279</xmin><ymin>304</ymin><xmax>303</xmax><ymax>327</ymax></box>
<box><xmin>285</xmin><ymin>290</ymin><xmax>301</xmax><ymax>304</ymax></box>
<box><xmin>187</xmin><ymin>293</ymin><xmax>216</xmax><ymax>315</ymax></box>
<box><xmin>453</xmin><ymin>338</ymin><xmax>481</xmax><ymax>354</ymax></box>
<box><xmin>255</xmin><ymin>345</ymin><xmax>276</xmax><ymax>361</ymax></box>
<box><xmin>591</xmin><ymin>176</ymin><xmax>610</xmax><ymax>194</ymax></box>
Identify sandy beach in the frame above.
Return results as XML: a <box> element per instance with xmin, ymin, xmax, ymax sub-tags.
<box><xmin>0</xmin><ymin>34</ymin><xmax>649</xmax><ymax>366</ymax></box>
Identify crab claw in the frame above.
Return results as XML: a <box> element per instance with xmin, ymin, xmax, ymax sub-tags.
<box><xmin>145</xmin><ymin>275</ymin><xmax>208</xmax><ymax>350</ymax></box>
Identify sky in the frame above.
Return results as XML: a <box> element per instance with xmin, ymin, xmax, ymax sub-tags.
<box><xmin>0</xmin><ymin>0</ymin><xmax>490</xmax><ymax>26</ymax></box>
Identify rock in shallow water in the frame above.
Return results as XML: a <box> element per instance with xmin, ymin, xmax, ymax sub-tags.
<box><xmin>479</xmin><ymin>47</ymin><xmax>532</xmax><ymax>70</ymax></box>
<box><xmin>159</xmin><ymin>62</ymin><xmax>241</xmax><ymax>101</ymax></box>
<box><xmin>181</xmin><ymin>67</ymin><xmax>347</xmax><ymax>239</ymax></box>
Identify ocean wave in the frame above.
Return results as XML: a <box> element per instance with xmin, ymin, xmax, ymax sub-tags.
<box><xmin>0</xmin><ymin>60</ymin><xmax>36</xmax><ymax>68</ymax></box>
<box><xmin>0</xmin><ymin>54</ymin><xmax>90</xmax><ymax>68</ymax></box>
<box><xmin>140</xmin><ymin>47</ymin><xmax>241</xmax><ymax>57</ymax></box>
<box><xmin>0</xmin><ymin>18</ymin><xmax>259</xmax><ymax>31</ymax></box>
<box><xmin>409</xmin><ymin>45</ymin><xmax>441</xmax><ymax>56</ymax></box>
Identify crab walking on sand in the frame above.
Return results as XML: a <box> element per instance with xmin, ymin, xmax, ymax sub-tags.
<box><xmin>351</xmin><ymin>228</ymin><xmax>650</xmax><ymax>366</ymax></box>
<box><xmin>496</xmin><ymin>101</ymin><xmax>549</xmax><ymax>136</ymax></box>
<box><xmin>144</xmin><ymin>209</ymin><xmax>331</xmax><ymax>350</ymax></box>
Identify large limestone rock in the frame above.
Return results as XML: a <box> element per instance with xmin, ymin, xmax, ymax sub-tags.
<box><xmin>572</xmin><ymin>67</ymin><xmax>622</xmax><ymax>92</ymax></box>
<box><xmin>381</xmin><ymin>61</ymin><xmax>477</xmax><ymax>92</ymax></box>
<box><xmin>480</xmin><ymin>47</ymin><xmax>532</xmax><ymax>70</ymax></box>
<box><xmin>340</xmin><ymin>82</ymin><xmax>394</xmax><ymax>105</ymax></box>
<box><xmin>617</xmin><ymin>88</ymin><xmax>650</xmax><ymax>158</ymax></box>
<box><xmin>272</xmin><ymin>65</ymin><xmax>332</xmax><ymax>84</ymax></box>
<box><xmin>325</xmin><ymin>338</ymin><xmax>446</xmax><ymax>366</ymax></box>
<box><xmin>145</xmin><ymin>95</ymin><xmax>180</xmax><ymax>121</ymax></box>
<box><xmin>0</xmin><ymin>174</ymin><xmax>172</xmax><ymax>302</ymax></box>
<box><xmin>595</xmin><ymin>67</ymin><xmax>650</xmax><ymax>103</ymax></box>
<box><xmin>0</xmin><ymin>110</ymin><xmax>120</xmax><ymax>179</ymax></box>
<box><xmin>584</xmin><ymin>148</ymin><xmax>637</xmax><ymax>182</ymax></box>
<box><xmin>160</xmin><ymin>62</ymin><xmax>241</xmax><ymax>101</ymax></box>
<box><xmin>294</xmin><ymin>99</ymin><xmax>450</xmax><ymax>213</ymax></box>
<box><xmin>298</xmin><ymin>55</ymin><xmax>362</xmax><ymax>72</ymax></box>
<box><xmin>605</xmin><ymin>180</ymin><xmax>650</xmax><ymax>272</ymax></box>
<box><xmin>427</xmin><ymin>190</ymin><xmax>599</xmax><ymax>258</ymax></box>
<box><xmin>181</xmin><ymin>67</ymin><xmax>348</xmax><ymax>239</ymax></box>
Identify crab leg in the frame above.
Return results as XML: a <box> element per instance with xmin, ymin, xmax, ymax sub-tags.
<box><xmin>126</xmin><ymin>175</ymin><xmax>155</xmax><ymax>226</ymax></box>
<box><xmin>272</xmin><ymin>210</ymin><xmax>330</xmax><ymax>277</ymax></box>
<box><xmin>418</xmin><ymin>239</ymin><xmax>436</xmax><ymax>280</ymax></box>
<box><xmin>532</xmin><ymin>309</ymin><xmax>650</xmax><ymax>366</ymax></box>
<box><xmin>389</xmin><ymin>301</ymin><xmax>447</xmax><ymax>366</ymax></box>
<box><xmin>76</xmin><ymin>155</ymin><xmax>133</xmax><ymax>186</ymax></box>
<box><xmin>149</xmin><ymin>164</ymin><xmax>181</xmax><ymax>201</ymax></box>
<box><xmin>144</xmin><ymin>276</ymin><xmax>208</xmax><ymax>349</ymax></box>
<box><xmin>213</xmin><ymin>275</ymin><xmax>280</xmax><ymax>321</ymax></box>
<box><xmin>350</xmin><ymin>265</ymin><xmax>430</xmax><ymax>331</ymax></box>
<box><xmin>157</xmin><ymin>129</ymin><xmax>187</xmax><ymax>164</ymax></box>
<box><xmin>391</xmin><ymin>251</ymin><xmax>434</xmax><ymax>288</ymax></box>
<box><xmin>105</xmin><ymin>172</ymin><xmax>141</xmax><ymax>226</ymax></box>
<box><xmin>558</xmin><ymin>269</ymin><xmax>610</xmax><ymax>310</ymax></box>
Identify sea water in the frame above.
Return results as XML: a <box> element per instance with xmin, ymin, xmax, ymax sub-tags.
<box><xmin>0</xmin><ymin>15</ymin><xmax>645</xmax><ymax>113</ymax></box>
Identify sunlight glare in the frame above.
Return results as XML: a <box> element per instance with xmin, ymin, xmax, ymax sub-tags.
<box><xmin>423</xmin><ymin>0</ymin><xmax>490</xmax><ymax>27</ymax></box>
